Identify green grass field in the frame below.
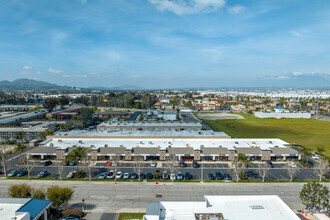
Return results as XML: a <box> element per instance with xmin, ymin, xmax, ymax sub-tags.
<box><xmin>202</xmin><ymin>113</ymin><xmax>330</xmax><ymax>157</ymax></box>
<box><xmin>118</xmin><ymin>213</ymin><xmax>145</xmax><ymax>220</ymax></box>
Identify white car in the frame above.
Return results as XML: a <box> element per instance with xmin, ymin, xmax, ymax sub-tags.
<box><xmin>170</xmin><ymin>173</ymin><xmax>176</xmax><ymax>181</ymax></box>
<box><xmin>106</xmin><ymin>170</ymin><xmax>115</xmax><ymax>179</ymax></box>
<box><xmin>288</xmin><ymin>161</ymin><xmax>297</xmax><ymax>167</ymax></box>
<box><xmin>311</xmin><ymin>154</ymin><xmax>320</xmax><ymax>160</ymax></box>
<box><xmin>116</xmin><ymin>171</ymin><xmax>123</xmax><ymax>179</ymax></box>
<box><xmin>123</xmin><ymin>172</ymin><xmax>130</xmax><ymax>179</ymax></box>
<box><xmin>151</xmin><ymin>161</ymin><xmax>157</xmax><ymax>167</ymax></box>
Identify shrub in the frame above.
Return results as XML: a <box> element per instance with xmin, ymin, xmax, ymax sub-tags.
<box><xmin>8</xmin><ymin>183</ymin><xmax>32</xmax><ymax>198</ymax></box>
<box><xmin>47</xmin><ymin>185</ymin><xmax>74</xmax><ymax>210</ymax></box>
<box><xmin>32</xmin><ymin>188</ymin><xmax>46</xmax><ymax>200</ymax></box>
<box><xmin>62</xmin><ymin>209</ymin><xmax>84</xmax><ymax>217</ymax></box>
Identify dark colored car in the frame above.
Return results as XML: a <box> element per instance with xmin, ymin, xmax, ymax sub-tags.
<box><xmin>225</xmin><ymin>173</ymin><xmax>232</xmax><ymax>180</ymax></box>
<box><xmin>8</xmin><ymin>169</ymin><xmax>18</xmax><ymax>177</ymax></box>
<box><xmin>131</xmin><ymin>172</ymin><xmax>138</xmax><ymax>179</ymax></box>
<box><xmin>215</xmin><ymin>172</ymin><xmax>224</xmax><ymax>180</ymax></box>
<box><xmin>76</xmin><ymin>170</ymin><xmax>86</xmax><ymax>178</ymax></box>
<box><xmin>208</xmin><ymin>173</ymin><xmax>216</xmax><ymax>180</ymax></box>
<box><xmin>43</xmin><ymin>160</ymin><xmax>52</xmax><ymax>166</ymax></box>
<box><xmin>17</xmin><ymin>169</ymin><xmax>27</xmax><ymax>177</ymax></box>
<box><xmin>38</xmin><ymin>170</ymin><xmax>48</xmax><ymax>178</ymax></box>
<box><xmin>146</xmin><ymin>172</ymin><xmax>153</xmax><ymax>179</ymax></box>
<box><xmin>185</xmin><ymin>172</ymin><xmax>193</xmax><ymax>180</ymax></box>
<box><xmin>69</xmin><ymin>161</ymin><xmax>77</xmax><ymax>166</ymax></box>
<box><xmin>179</xmin><ymin>161</ymin><xmax>187</xmax><ymax>167</ymax></box>
<box><xmin>193</xmin><ymin>161</ymin><xmax>200</xmax><ymax>168</ymax></box>
<box><xmin>155</xmin><ymin>170</ymin><xmax>161</xmax><ymax>180</ymax></box>
<box><xmin>140</xmin><ymin>173</ymin><xmax>146</xmax><ymax>179</ymax></box>
<box><xmin>268</xmin><ymin>161</ymin><xmax>274</xmax><ymax>168</ymax></box>
<box><xmin>59</xmin><ymin>214</ymin><xmax>81</xmax><ymax>220</ymax></box>
<box><xmin>177</xmin><ymin>172</ymin><xmax>184</xmax><ymax>180</ymax></box>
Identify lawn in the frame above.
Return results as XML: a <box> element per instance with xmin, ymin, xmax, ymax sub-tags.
<box><xmin>118</xmin><ymin>213</ymin><xmax>145</xmax><ymax>220</ymax></box>
<box><xmin>202</xmin><ymin>113</ymin><xmax>330</xmax><ymax>158</ymax></box>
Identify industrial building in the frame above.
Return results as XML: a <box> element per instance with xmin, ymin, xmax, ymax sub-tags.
<box><xmin>143</xmin><ymin>195</ymin><xmax>300</xmax><ymax>220</ymax></box>
<box><xmin>28</xmin><ymin>130</ymin><xmax>300</xmax><ymax>161</ymax></box>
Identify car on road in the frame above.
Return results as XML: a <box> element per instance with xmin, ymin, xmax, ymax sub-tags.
<box><xmin>179</xmin><ymin>161</ymin><xmax>187</xmax><ymax>167</ymax></box>
<box><xmin>151</xmin><ymin>161</ymin><xmax>157</xmax><ymax>167</ymax></box>
<box><xmin>288</xmin><ymin>161</ymin><xmax>297</xmax><ymax>167</ymax></box>
<box><xmin>67</xmin><ymin>171</ymin><xmax>76</xmax><ymax>179</ymax></box>
<box><xmin>107</xmin><ymin>170</ymin><xmax>115</xmax><ymax>179</ymax></box>
<box><xmin>69</xmin><ymin>161</ymin><xmax>77</xmax><ymax>166</ymax></box>
<box><xmin>123</xmin><ymin>173</ymin><xmax>130</xmax><ymax>179</ymax></box>
<box><xmin>146</xmin><ymin>172</ymin><xmax>153</xmax><ymax>180</ymax></box>
<box><xmin>38</xmin><ymin>170</ymin><xmax>49</xmax><ymax>178</ymax></box>
<box><xmin>17</xmin><ymin>169</ymin><xmax>27</xmax><ymax>177</ymax></box>
<box><xmin>224</xmin><ymin>173</ymin><xmax>232</xmax><ymax>180</ymax></box>
<box><xmin>184</xmin><ymin>172</ymin><xmax>193</xmax><ymax>180</ymax></box>
<box><xmin>43</xmin><ymin>160</ymin><xmax>52</xmax><ymax>166</ymax></box>
<box><xmin>99</xmin><ymin>172</ymin><xmax>106</xmax><ymax>179</ymax></box>
<box><xmin>177</xmin><ymin>172</ymin><xmax>184</xmax><ymax>180</ymax></box>
<box><xmin>268</xmin><ymin>161</ymin><xmax>274</xmax><ymax>168</ymax></box>
<box><xmin>8</xmin><ymin>170</ymin><xmax>18</xmax><ymax>177</ymax></box>
<box><xmin>116</xmin><ymin>171</ymin><xmax>123</xmax><ymax>179</ymax></box>
<box><xmin>162</xmin><ymin>171</ymin><xmax>169</xmax><ymax>179</ymax></box>
<box><xmin>215</xmin><ymin>172</ymin><xmax>224</xmax><ymax>180</ymax></box>
<box><xmin>193</xmin><ymin>161</ymin><xmax>199</xmax><ymax>168</ymax></box>
<box><xmin>131</xmin><ymin>172</ymin><xmax>138</xmax><ymax>179</ymax></box>
<box><xmin>208</xmin><ymin>173</ymin><xmax>216</xmax><ymax>180</ymax></box>
<box><xmin>140</xmin><ymin>173</ymin><xmax>146</xmax><ymax>179</ymax></box>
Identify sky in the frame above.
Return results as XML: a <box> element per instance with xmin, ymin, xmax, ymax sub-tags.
<box><xmin>0</xmin><ymin>0</ymin><xmax>330</xmax><ymax>89</ymax></box>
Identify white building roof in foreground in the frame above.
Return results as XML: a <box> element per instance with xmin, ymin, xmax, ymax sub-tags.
<box><xmin>144</xmin><ymin>195</ymin><xmax>300</xmax><ymax>220</ymax></box>
<box><xmin>0</xmin><ymin>198</ymin><xmax>30</xmax><ymax>220</ymax></box>
<box><xmin>98</xmin><ymin>121</ymin><xmax>202</xmax><ymax>127</ymax></box>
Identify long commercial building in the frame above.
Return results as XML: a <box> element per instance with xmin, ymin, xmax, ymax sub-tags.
<box><xmin>28</xmin><ymin>130</ymin><xmax>300</xmax><ymax>161</ymax></box>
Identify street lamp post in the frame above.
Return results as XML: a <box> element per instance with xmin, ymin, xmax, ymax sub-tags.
<box><xmin>82</xmin><ymin>199</ymin><xmax>85</xmax><ymax>211</ymax></box>
<box><xmin>201</xmin><ymin>158</ymin><xmax>204</xmax><ymax>183</ymax></box>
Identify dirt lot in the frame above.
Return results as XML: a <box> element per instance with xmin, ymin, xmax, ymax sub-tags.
<box><xmin>197</xmin><ymin>113</ymin><xmax>244</xmax><ymax>120</ymax></box>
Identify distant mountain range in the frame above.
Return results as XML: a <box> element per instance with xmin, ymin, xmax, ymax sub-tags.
<box><xmin>0</xmin><ymin>79</ymin><xmax>141</xmax><ymax>91</ymax></box>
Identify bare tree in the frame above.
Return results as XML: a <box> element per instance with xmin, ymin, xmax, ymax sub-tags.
<box><xmin>0</xmin><ymin>145</ymin><xmax>12</xmax><ymax>177</ymax></box>
<box><xmin>287</xmin><ymin>165</ymin><xmax>298</xmax><ymax>182</ymax></box>
<box><xmin>257</xmin><ymin>162</ymin><xmax>269</xmax><ymax>182</ymax></box>
<box><xmin>82</xmin><ymin>154</ymin><xmax>93</xmax><ymax>181</ymax></box>
<box><xmin>111</xmin><ymin>156</ymin><xmax>121</xmax><ymax>183</ymax></box>
<box><xmin>23</xmin><ymin>153</ymin><xmax>35</xmax><ymax>179</ymax></box>
<box><xmin>232</xmin><ymin>153</ymin><xmax>254</xmax><ymax>182</ymax></box>
<box><xmin>164</xmin><ymin>156</ymin><xmax>178</xmax><ymax>181</ymax></box>
<box><xmin>315</xmin><ymin>159</ymin><xmax>329</xmax><ymax>181</ymax></box>
<box><xmin>132</xmin><ymin>157</ymin><xmax>144</xmax><ymax>181</ymax></box>
<box><xmin>56</xmin><ymin>158</ymin><xmax>66</xmax><ymax>180</ymax></box>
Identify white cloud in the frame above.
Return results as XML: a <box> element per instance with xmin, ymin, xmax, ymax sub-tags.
<box><xmin>48</xmin><ymin>68</ymin><xmax>63</xmax><ymax>74</ymax></box>
<box><xmin>62</xmin><ymin>74</ymin><xmax>71</xmax><ymax>78</ymax></box>
<box><xmin>105</xmin><ymin>51</ymin><xmax>121</xmax><ymax>61</ymax></box>
<box><xmin>81</xmin><ymin>0</ymin><xmax>87</xmax><ymax>4</ymax></box>
<box><xmin>269</xmin><ymin>72</ymin><xmax>330</xmax><ymax>80</ymax></box>
<box><xmin>22</xmin><ymin>65</ymin><xmax>32</xmax><ymax>70</ymax></box>
<box><xmin>227</xmin><ymin>5</ymin><xmax>245</xmax><ymax>14</ymax></box>
<box><xmin>292</xmin><ymin>71</ymin><xmax>303</xmax><ymax>76</ymax></box>
<box><xmin>148</xmin><ymin>0</ymin><xmax>226</xmax><ymax>15</ymax></box>
<box><xmin>128</xmin><ymin>74</ymin><xmax>142</xmax><ymax>79</ymax></box>
<box><xmin>290</xmin><ymin>29</ymin><xmax>311</xmax><ymax>37</ymax></box>
<box><xmin>202</xmin><ymin>47</ymin><xmax>222</xmax><ymax>62</ymax></box>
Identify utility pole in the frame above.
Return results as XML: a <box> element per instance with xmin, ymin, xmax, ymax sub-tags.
<box><xmin>201</xmin><ymin>159</ymin><xmax>204</xmax><ymax>183</ymax></box>
<box><xmin>316</xmin><ymin>97</ymin><xmax>319</xmax><ymax>119</ymax></box>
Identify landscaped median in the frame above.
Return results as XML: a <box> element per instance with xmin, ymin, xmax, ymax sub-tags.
<box><xmin>118</xmin><ymin>213</ymin><xmax>145</xmax><ymax>220</ymax></box>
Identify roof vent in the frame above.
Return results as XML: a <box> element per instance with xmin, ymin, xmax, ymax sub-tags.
<box><xmin>235</xmin><ymin>141</ymin><xmax>239</xmax><ymax>144</ymax></box>
<box><xmin>58</xmin><ymin>139</ymin><xmax>62</xmax><ymax>142</ymax></box>
<box><xmin>250</xmin><ymin>205</ymin><xmax>264</xmax><ymax>210</ymax></box>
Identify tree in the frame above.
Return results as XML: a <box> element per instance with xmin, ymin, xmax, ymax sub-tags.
<box><xmin>232</xmin><ymin>153</ymin><xmax>254</xmax><ymax>182</ymax></box>
<box><xmin>132</xmin><ymin>157</ymin><xmax>144</xmax><ymax>181</ymax></box>
<box><xmin>17</xmin><ymin>131</ymin><xmax>25</xmax><ymax>142</ymax></box>
<box><xmin>22</xmin><ymin>153</ymin><xmax>35</xmax><ymax>179</ymax></box>
<box><xmin>79</xmin><ymin>107</ymin><xmax>94</xmax><ymax>126</ymax></box>
<box><xmin>8</xmin><ymin>183</ymin><xmax>33</xmax><ymax>198</ymax></box>
<box><xmin>58</xmin><ymin>96</ymin><xmax>69</xmax><ymax>109</ymax></box>
<box><xmin>15</xmin><ymin>142</ymin><xmax>26</xmax><ymax>164</ymax></box>
<box><xmin>257</xmin><ymin>162</ymin><xmax>269</xmax><ymax>182</ymax></box>
<box><xmin>32</xmin><ymin>188</ymin><xmax>46</xmax><ymax>200</ymax></box>
<box><xmin>165</xmin><ymin>156</ymin><xmax>178</xmax><ymax>181</ymax></box>
<box><xmin>299</xmin><ymin>182</ymin><xmax>329</xmax><ymax>213</ymax></box>
<box><xmin>299</xmin><ymin>148</ymin><xmax>311</xmax><ymax>166</ymax></box>
<box><xmin>56</xmin><ymin>158</ymin><xmax>66</xmax><ymax>180</ymax></box>
<box><xmin>287</xmin><ymin>165</ymin><xmax>298</xmax><ymax>182</ymax></box>
<box><xmin>0</xmin><ymin>145</ymin><xmax>12</xmax><ymax>177</ymax></box>
<box><xmin>315</xmin><ymin>158</ymin><xmax>329</xmax><ymax>181</ymax></box>
<box><xmin>47</xmin><ymin>185</ymin><xmax>74</xmax><ymax>210</ymax></box>
<box><xmin>43</xmin><ymin>97</ymin><xmax>58</xmax><ymax>113</ymax></box>
<box><xmin>66</xmin><ymin>146</ymin><xmax>89</xmax><ymax>172</ymax></box>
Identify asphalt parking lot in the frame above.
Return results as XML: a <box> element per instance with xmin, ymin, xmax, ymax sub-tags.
<box><xmin>4</xmin><ymin>160</ymin><xmax>324</xmax><ymax>182</ymax></box>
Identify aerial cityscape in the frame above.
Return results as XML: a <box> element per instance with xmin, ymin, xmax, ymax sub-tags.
<box><xmin>0</xmin><ymin>1</ymin><xmax>329</xmax><ymax>220</ymax></box>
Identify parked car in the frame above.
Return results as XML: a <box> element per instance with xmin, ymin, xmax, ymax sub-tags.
<box><xmin>177</xmin><ymin>172</ymin><xmax>184</xmax><ymax>180</ymax></box>
<box><xmin>288</xmin><ymin>161</ymin><xmax>297</xmax><ymax>167</ymax></box>
<box><xmin>179</xmin><ymin>161</ymin><xmax>187</xmax><ymax>167</ymax></box>
<box><xmin>151</xmin><ymin>161</ymin><xmax>157</xmax><ymax>167</ymax></box>
<box><xmin>215</xmin><ymin>172</ymin><xmax>224</xmax><ymax>180</ymax></box>
<box><xmin>155</xmin><ymin>170</ymin><xmax>161</xmax><ymax>179</ymax></box>
<box><xmin>116</xmin><ymin>171</ymin><xmax>123</xmax><ymax>179</ymax></box>
<box><xmin>123</xmin><ymin>173</ymin><xmax>130</xmax><ymax>179</ymax></box>
<box><xmin>170</xmin><ymin>173</ymin><xmax>176</xmax><ymax>181</ymax></box>
<box><xmin>38</xmin><ymin>170</ymin><xmax>48</xmax><ymax>178</ymax></box>
<box><xmin>99</xmin><ymin>172</ymin><xmax>106</xmax><ymax>179</ymax></box>
<box><xmin>69</xmin><ymin>161</ymin><xmax>77</xmax><ymax>166</ymax></box>
<box><xmin>76</xmin><ymin>170</ymin><xmax>86</xmax><ymax>178</ymax></box>
<box><xmin>43</xmin><ymin>160</ymin><xmax>52</xmax><ymax>166</ymax></box>
<box><xmin>131</xmin><ymin>172</ymin><xmax>138</xmax><ymax>179</ymax></box>
<box><xmin>67</xmin><ymin>171</ymin><xmax>76</xmax><ymax>178</ymax></box>
<box><xmin>268</xmin><ymin>161</ymin><xmax>274</xmax><ymax>168</ymax></box>
<box><xmin>224</xmin><ymin>173</ymin><xmax>232</xmax><ymax>180</ymax></box>
<box><xmin>59</xmin><ymin>214</ymin><xmax>81</xmax><ymax>220</ymax></box>
<box><xmin>146</xmin><ymin>172</ymin><xmax>153</xmax><ymax>179</ymax></box>
<box><xmin>184</xmin><ymin>172</ymin><xmax>193</xmax><ymax>180</ymax></box>
<box><xmin>162</xmin><ymin>171</ymin><xmax>169</xmax><ymax>179</ymax></box>
<box><xmin>107</xmin><ymin>170</ymin><xmax>115</xmax><ymax>179</ymax></box>
<box><xmin>208</xmin><ymin>173</ymin><xmax>216</xmax><ymax>180</ymax></box>
<box><xmin>311</xmin><ymin>154</ymin><xmax>320</xmax><ymax>160</ymax></box>
<box><xmin>193</xmin><ymin>161</ymin><xmax>199</xmax><ymax>168</ymax></box>
<box><xmin>105</xmin><ymin>161</ymin><xmax>112</xmax><ymax>166</ymax></box>
<box><xmin>140</xmin><ymin>173</ymin><xmax>146</xmax><ymax>179</ymax></box>
<box><xmin>17</xmin><ymin>169</ymin><xmax>27</xmax><ymax>177</ymax></box>
<box><xmin>8</xmin><ymin>169</ymin><xmax>18</xmax><ymax>177</ymax></box>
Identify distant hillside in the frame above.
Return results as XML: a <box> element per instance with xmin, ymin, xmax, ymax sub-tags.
<box><xmin>89</xmin><ymin>85</ymin><xmax>141</xmax><ymax>90</ymax></box>
<box><xmin>0</xmin><ymin>79</ymin><xmax>72</xmax><ymax>91</ymax></box>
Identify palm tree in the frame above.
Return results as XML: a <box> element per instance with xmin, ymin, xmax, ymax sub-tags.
<box><xmin>299</xmin><ymin>148</ymin><xmax>311</xmax><ymax>167</ymax></box>
<box><xmin>233</xmin><ymin>153</ymin><xmax>254</xmax><ymax>182</ymax></box>
<box><xmin>38</xmin><ymin>131</ymin><xmax>46</xmax><ymax>140</ymax></box>
<box><xmin>15</xmin><ymin>143</ymin><xmax>27</xmax><ymax>164</ymax></box>
<box><xmin>66</xmin><ymin>146</ymin><xmax>90</xmax><ymax>172</ymax></box>
<box><xmin>17</xmin><ymin>131</ymin><xmax>25</xmax><ymax>142</ymax></box>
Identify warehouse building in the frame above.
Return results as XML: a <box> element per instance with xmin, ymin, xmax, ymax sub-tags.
<box><xmin>28</xmin><ymin>130</ymin><xmax>299</xmax><ymax>161</ymax></box>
